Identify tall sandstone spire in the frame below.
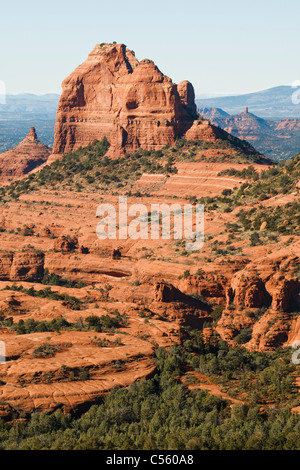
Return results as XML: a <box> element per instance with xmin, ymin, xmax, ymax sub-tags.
<box><xmin>52</xmin><ymin>43</ymin><xmax>200</xmax><ymax>156</ymax></box>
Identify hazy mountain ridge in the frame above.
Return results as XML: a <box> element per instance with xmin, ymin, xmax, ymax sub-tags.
<box><xmin>0</xmin><ymin>93</ymin><xmax>60</xmax><ymax>117</ymax></box>
<box><xmin>196</xmin><ymin>86</ymin><xmax>300</xmax><ymax>120</ymax></box>
<box><xmin>0</xmin><ymin>94</ymin><xmax>59</xmax><ymax>151</ymax></box>
<box><xmin>198</xmin><ymin>106</ymin><xmax>300</xmax><ymax>160</ymax></box>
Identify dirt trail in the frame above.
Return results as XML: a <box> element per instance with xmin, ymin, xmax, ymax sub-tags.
<box><xmin>182</xmin><ymin>371</ymin><xmax>244</xmax><ymax>405</ymax></box>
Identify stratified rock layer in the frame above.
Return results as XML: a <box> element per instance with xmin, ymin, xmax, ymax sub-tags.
<box><xmin>0</xmin><ymin>127</ymin><xmax>51</xmax><ymax>181</ymax></box>
<box><xmin>0</xmin><ymin>251</ymin><xmax>44</xmax><ymax>281</ymax></box>
<box><xmin>52</xmin><ymin>43</ymin><xmax>198</xmax><ymax>156</ymax></box>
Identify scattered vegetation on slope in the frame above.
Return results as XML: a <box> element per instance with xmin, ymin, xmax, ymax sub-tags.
<box><xmin>0</xmin><ymin>313</ymin><xmax>127</xmax><ymax>335</ymax></box>
<box><xmin>0</xmin><ymin>343</ymin><xmax>299</xmax><ymax>450</ymax></box>
<box><xmin>0</xmin><ymin>135</ymin><xmax>267</xmax><ymax>199</ymax></box>
<box><xmin>195</xmin><ymin>153</ymin><xmax>300</xmax><ymax>217</ymax></box>
<box><xmin>3</xmin><ymin>285</ymin><xmax>85</xmax><ymax>310</ymax></box>
<box><xmin>183</xmin><ymin>328</ymin><xmax>299</xmax><ymax>407</ymax></box>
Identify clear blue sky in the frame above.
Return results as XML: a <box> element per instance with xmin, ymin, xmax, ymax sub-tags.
<box><xmin>1</xmin><ymin>0</ymin><xmax>300</xmax><ymax>96</ymax></box>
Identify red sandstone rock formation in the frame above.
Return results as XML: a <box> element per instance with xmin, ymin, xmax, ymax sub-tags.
<box><xmin>54</xmin><ymin>235</ymin><xmax>78</xmax><ymax>252</ymax></box>
<box><xmin>0</xmin><ymin>253</ymin><xmax>13</xmax><ymax>280</ymax></box>
<box><xmin>52</xmin><ymin>43</ymin><xmax>199</xmax><ymax>156</ymax></box>
<box><xmin>215</xmin><ymin>253</ymin><xmax>300</xmax><ymax>350</ymax></box>
<box><xmin>0</xmin><ymin>251</ymin><xmax>45</xmax><ymax>282</ymax></box>
<box><xmin>0</xmin><ymin>128</ymin><xmax>51</xmax><ymax>181</ymax></box>
<box><xmin>26</xmin><ymin>126</ymin><xmax>38</xmax><ymax>142</ymax></box>
<box><xmin>184</xmin><ymin>120</ymin><xmax>224</xmax><ymax>141</ymax></box>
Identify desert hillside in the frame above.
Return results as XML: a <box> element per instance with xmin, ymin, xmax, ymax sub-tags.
<box><xmin>0</xmin><ymin>43</ymin><xmax>299</xmax><ymax>451</ymax></box>
<box><xmin>0</xmin><ymin>133</ymin><xmax>299</xmax><ymax>418</ymax></box>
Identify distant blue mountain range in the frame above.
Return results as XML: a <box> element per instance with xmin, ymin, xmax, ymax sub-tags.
<box><xmin>196</xmin><ymin>86</ymin><xmax>300</xmax><ymax>120</ymax></box>
<box><xmin>0</xmin><ymin>94</ymin><xmax>60</xmax><ymax>151</ymax></box>
<box><xmin>0</xmin><ymin>93</ymin><xmax>60</xmax><ymax>118</ymax></box>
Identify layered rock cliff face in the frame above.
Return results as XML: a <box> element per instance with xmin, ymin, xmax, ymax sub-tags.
<box><xmin>52</xmin><ymin>43</ymin><xmax>199</xmax><ymax>156</ymax></box>
<box><xmin>215</xmin><ymin>253</ymin><xmax>300</xmax><ymax>351</ymax></box>
<box><xmin>0</xmin><ymin>127</ymin><xmax>51</xmax><ymax>181</ymax></box>
<box><xmin>0</xmin><ymin>251</ymin><xmax>44</xmax><ymax>281</ymax></box>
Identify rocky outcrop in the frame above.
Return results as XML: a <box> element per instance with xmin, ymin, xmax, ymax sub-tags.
<box><xmin>178</xmin><ymin>274</ymin><xmax>226</xmax><ymax>303</ymax></box>
<box><xmin>0</xmin><ymin>128</ymin><xmax>51</xmax><ymax>181</ymax></box>
<box><xmin>225</xmin><ymin>254</ymin><xmax>300</xmax><ymax>312</ymax></box>
<box><xmin>0</xmin><ymin>252</ymin><xmax>44</xmax><ymax>282</ymax></box>
<box><xmin>215</xmin><ymin>253</ymin><xmax>300</xmax><ymax>350</ymax></box>
<box><xmin>229</xmin><ymin>271</ymin><xmax>272</xmax><ymax>309</ymax></box>
<box><xmin>0</xmin><ymin>253</ymin><xmax>13</xmax><ymax>280</ymax></box>
<box><xmin>10</xmin><ymin>252</ymin><xmax>45</xmax><ymax>282</ymax></box>
<box><xmin>184</xmin><ymin>120</ymin><xmax>224</xmax><ymax>142</ymax></box>
<box><xmin>154</xmin><ymin>282</ymin><xmax>183</xmax><ymax>303</ymax></box>
<box><xmin>52</xmin><ymin>43</ymin><xmax>198</xmax><ymax>156</ymax></box>
<box><xmin>26</xmin><ymin>126</ymin><xmax>38</xmax><ymax>142</ymax></box>
<box><xmin>153</xmin><ymin>281</ymin><xmax>210</xmax><ymax>308</ymax></box>
<box><xmin>54</xmin><ymin>235</ymin><xmax>78</xmax><ymax>252</ymax></box>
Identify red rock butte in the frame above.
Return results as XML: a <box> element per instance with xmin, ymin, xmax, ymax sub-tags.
<box><xmin>0</xmin><ymin>127</ymin><xmax>51</xmax><ymax>181</ymax></box>
<box><xmin>52</xmin><ymin>43</ymin><xmax>221</xmax><ymax>157</ymax></box>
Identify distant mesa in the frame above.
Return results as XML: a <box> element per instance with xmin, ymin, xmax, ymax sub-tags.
<box><xmin>198</xmin><ymin>106</ymin><xmax>300</xmax><ymax>160</ymax></box>
<box><xmin>0</xmin><ymin>127</ymin><xmax>51</xmax><ymax>181</ymax></box>
<box><xmin>52</xmin><ymin>43</ymin><xmax>232</xmax><ymax>158</ymax></box>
